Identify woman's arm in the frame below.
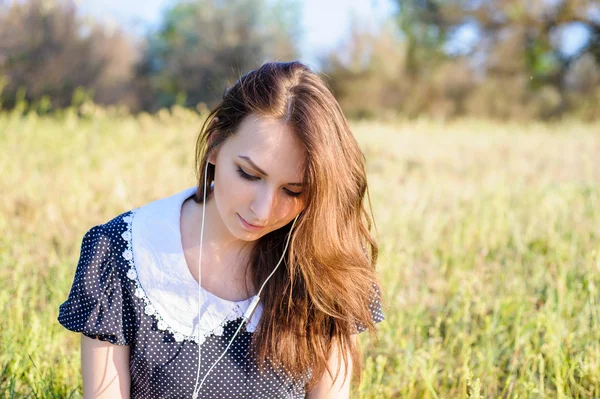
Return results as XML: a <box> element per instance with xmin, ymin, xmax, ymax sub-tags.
<box><xmin>306</xmin><ymin>334</ymin><xmax>357</xmax><ymax>399</ymax></box>
<box><xmin>80</xmin><ymin>335</ymin><xmax>131</xmax><ymax>399</ymax></box>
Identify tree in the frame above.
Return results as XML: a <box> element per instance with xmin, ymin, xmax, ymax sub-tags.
<box><xmin>0</xmin><ymin>0</ymin><xmax>138</xmax><ymax>111</ymax></box>
<box><xmin>388</xmin><ymin>0</ymin><xmax>600</xmax><ymax>119</ymax></box>
<box><xmin>135</xmin><ymin>0</ymin><xmax>302</xmax><ymax>111</ymax></box>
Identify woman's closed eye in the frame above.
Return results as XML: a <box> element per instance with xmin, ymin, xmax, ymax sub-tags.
<box><xmin>236</xmin><ymin>166</ymin><xmax>260</xmax><ymax>181</ymax></box>
<box><xmin>236</xmin><ymin>167</ymin><xmax>303</xmax><ymax>197</ymax></box>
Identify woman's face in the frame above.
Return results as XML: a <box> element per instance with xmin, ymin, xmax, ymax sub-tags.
<box><xmin>209</xmin><ymin>114</ymin><xmax>306</xmax><ymax>241</ymax></box>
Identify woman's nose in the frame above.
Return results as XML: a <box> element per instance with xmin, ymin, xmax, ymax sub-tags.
<box><xmin>249</xmin><ymin>187</ymin><xmax>277</xmax><ymax>224</ymax></box>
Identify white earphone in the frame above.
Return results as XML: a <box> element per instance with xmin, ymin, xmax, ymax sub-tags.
<box><xmin>192</xmin><ymin>159</ymin><xmax>300</xmax><ymax>398</ymax></box>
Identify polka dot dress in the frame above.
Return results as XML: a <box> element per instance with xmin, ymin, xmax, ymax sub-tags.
<box><xmin>58</xmin><ymin>187</ymin><xmax>385</xmax><ymax>399</ymax></box>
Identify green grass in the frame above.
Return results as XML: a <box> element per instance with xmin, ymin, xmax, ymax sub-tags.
<box><xmin>1</xmin><ymin>104</ymin><xmax>599</xmax><ymax>398</ymax></box>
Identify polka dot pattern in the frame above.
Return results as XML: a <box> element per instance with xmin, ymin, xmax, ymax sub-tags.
<box><xmin>58</xmin><ymin>202</ymin><xmax>385</xmax><ymax>398</ymax></box>
<box><xmin>58</xmin><ymin>222</ymin><xmax>135</xmax><ymax>346</ymax></box>
<box><xmin>355</xmin><ymin>283</ymin><xmax>385</xmax><ymax>334</ymax></box>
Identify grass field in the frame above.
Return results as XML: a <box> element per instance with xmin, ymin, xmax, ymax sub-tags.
<box><xmin>1</xmin><ymin>105</ymin><xmax>599</xmax><ymax>398</ymax></box>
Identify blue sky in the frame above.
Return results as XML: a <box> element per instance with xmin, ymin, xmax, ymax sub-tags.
<box><xmin>79</xmin><ymin>0</ymin><xmax>397</xmax><ymax>68</ymax></box>
<box><xmin>79</xmin><ymin>0</ymin><xmax>589</xmax><ymax>66</ymax></box>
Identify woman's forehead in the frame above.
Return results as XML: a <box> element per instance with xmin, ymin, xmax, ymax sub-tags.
<box><xmin>227</xmin><ymin>115</ymin><xmax>306</xmax><ymax>177</ymax></box>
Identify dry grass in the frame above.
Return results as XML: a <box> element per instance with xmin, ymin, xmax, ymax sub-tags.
<box><xmin>1</xmin><ymin>105</ymin><xmax>599</xmax><ymax>398</ymax></box>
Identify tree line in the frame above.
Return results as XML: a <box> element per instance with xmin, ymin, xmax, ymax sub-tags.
<box><xmin>0</xmin><ymin>0</ymin><xmax>598</xmax><ymax>120</ymax></box>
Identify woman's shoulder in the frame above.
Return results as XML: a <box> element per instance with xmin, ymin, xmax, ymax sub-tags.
<box><xmin>85</xmin><ymin>208</ymin><xmax>134</xmax><ymax>237</ymax></box>
<box><xmin>58</xmin><ymin>209</ymin><xmax>138</xmax><ymax>345</ymax></box>
<box><xmin>82</xmin><ymin>211</ymin><xmax>133</xmax><ymax>255</ymax></box>
<box><xmin>94</xmin><ymin>187</ymin><xmax>196</xmax><ymax>239</ymax></box>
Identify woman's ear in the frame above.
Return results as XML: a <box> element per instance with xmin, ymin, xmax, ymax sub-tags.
<box><xmin>208</xmin><ymin>116</ymin><xmax>219</xmax><ymax>130</ymax></box>
<box><xmin>208</xmin><ymin>148</ymin><xmax>218</xmax><ymax>165</ymax></box>
<box><xmin>207</xmin><ymin>117</ymin><xmax>219</xmax><ymax>165</ymax></box>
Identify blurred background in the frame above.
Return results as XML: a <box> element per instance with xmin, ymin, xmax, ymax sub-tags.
<box><xmin>1</xmin><ymin>0</ymin><xmax>598</xmax><ymax>120</ymax></box>
<box><xmin>1</xmin><ymin>1</ymin><xmax>600</xmax><ymax>398</ymax></box>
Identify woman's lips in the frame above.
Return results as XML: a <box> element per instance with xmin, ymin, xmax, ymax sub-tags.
<box><xmin>238</xmin><ymin>214</ymin><xmax>265</xmax><ymax>231</ymax></box>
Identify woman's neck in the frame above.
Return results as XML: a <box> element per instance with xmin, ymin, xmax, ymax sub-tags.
<box><xmin>181</xmin><ymin>195</ymin><xmax>257</xmax><ymax>299</ymax></box>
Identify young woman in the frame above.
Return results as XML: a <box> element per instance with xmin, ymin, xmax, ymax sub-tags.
<box><xmin>58</xmin><ymin>61</ymin><xmax>385</xmax><ymax>398</ymax></box>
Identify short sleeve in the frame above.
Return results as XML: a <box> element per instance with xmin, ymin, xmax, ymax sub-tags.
<box><xmin>355</xmin><ymin>282</ymin><xmax>385</xmax><ymax>334</ymax></box>
<box><xmin>58</xmin><ymin>224</ymin><xmax>133</xmax><ymax>345</ymax></box>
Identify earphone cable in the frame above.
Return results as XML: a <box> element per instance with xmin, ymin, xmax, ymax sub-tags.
<box><xmin>192</xmin><ymin>160</ymin><xmax>210</xmax><ymax>399</ymax></box>
<box><xmin>195</xmin><ymin>212</ymin><xmax>299</xmax><ymax>393</ymax></box>
<box><xmin>191</xmin><ymin>160</ymin><xmax>299</xmax><ymax>398</ymax></box>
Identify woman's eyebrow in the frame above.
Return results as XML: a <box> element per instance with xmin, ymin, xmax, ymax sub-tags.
<box><xmin>237</xmin><ymin>155</ymin><xmax>303</xmax><ymax>187</ymax></box>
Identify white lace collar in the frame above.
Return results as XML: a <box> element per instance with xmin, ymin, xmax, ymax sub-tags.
<box><xmin>121</xmin><ymin>186</ymin><xmax>263</xmax><ymax>345</ymax></box>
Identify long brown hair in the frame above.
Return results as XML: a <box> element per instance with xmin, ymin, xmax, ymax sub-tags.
<box><xmin>193</xmin><ymin>61</ymin><xmax>382</xmax><ymax>391</ymax></box>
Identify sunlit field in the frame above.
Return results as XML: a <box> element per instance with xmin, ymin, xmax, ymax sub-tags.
<box><xmin>1</xmin><ymin>105</ymin><xmax>599</xmax><ymax>398</ymax></box>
